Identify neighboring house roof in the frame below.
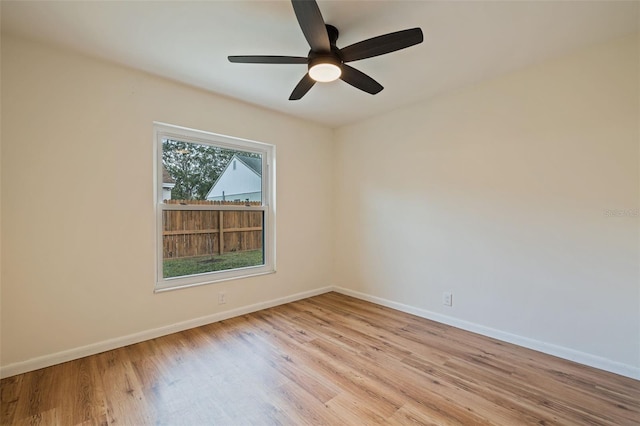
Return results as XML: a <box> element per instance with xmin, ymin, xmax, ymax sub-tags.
<box><xmin>205</xmin><ymin>153</ymin><xmax>262</xmax><ymax>200</ymax></box>
<box><xmin>235</xmin><ymin>154</ymin><xmax>262</xmax><ymax>176</ymax></box>
<box><xmin>162</xmin><ymin>166</ymin><xmax>175</xmax><ymax>185</ymax></box>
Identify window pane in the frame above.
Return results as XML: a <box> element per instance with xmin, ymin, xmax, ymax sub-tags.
<box><xmin>162</xmin><ymin>209</ymin><xmax>264</xmax><ymax>278</ymax></box>
<box><xmin>162</xmin><ymin>138</ymin><xmax>263</xmax><ymax>205</ymax></box>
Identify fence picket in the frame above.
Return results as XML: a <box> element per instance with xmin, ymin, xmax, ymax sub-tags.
<box><xmin>162</xmin><ymin>200</ymin><xmax>263</xmax><ymax>259</ymax></box>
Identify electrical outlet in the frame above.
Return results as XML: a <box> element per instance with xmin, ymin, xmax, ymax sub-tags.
<box><xmin>443</xmin><ymin>292</ymin><xmax>453</xmax><ymax>307</ymax></box>
<box><xmin>218</xmin><ymin>292</ymin><xmax>227</xmax><ymax>305</ymax></box>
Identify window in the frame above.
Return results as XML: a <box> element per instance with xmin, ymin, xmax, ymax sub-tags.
<box><xmin>154</xmin><ymin>122</ymin><xmax>275</xmax><ymax>292</ymax></box>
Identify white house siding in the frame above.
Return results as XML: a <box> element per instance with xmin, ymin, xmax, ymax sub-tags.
<box><xmin>162</xmin><ymin>185</ymin><xmax>174</xmax><ymax>201</ymax></box>
<box><xmin>206</xmin><ymin>159</ymin><xmax>262</xmax><ymax>202</ymax></box>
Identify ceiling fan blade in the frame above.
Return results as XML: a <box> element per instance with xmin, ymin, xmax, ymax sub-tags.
<box><xmin>228</xmin><ymin>55</ymin><xmax>308</xmax><ymax>64</ymax></box>
<box><xmin>291</xmin><ymin>0</ymin><xmax>330</xmax><ymax>52</ymax></box>
<box><xmin>289</xmin><ymin>73</ymin><xmax>316</xmax><ymax>100</ymax></box>
<box><xmin>340</xmin><ymin>28</ymin><xmax>424</xmax><ymax>62</ymax></box>
<box><xmin>340</xmin><ymin>64</ymin><xmax>383</xmax><ymax>95</ymax></box>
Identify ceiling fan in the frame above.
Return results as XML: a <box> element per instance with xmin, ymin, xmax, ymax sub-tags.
<box><xmin>228</xmin><ymin>0</ymin><xmax>424</xmax><ymax>100</ymax></box>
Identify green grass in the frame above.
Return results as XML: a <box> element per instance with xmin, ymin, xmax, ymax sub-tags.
<box><xmin>163</xmin><ymin>249</ymin><xmax>263</xmax><ymax>278</ymax></box>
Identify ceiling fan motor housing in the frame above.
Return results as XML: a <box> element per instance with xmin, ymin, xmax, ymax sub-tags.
<box><xmin>308</xmin><ymin>52</ymin><xmax>342</xmax><ymax>69</ymax></box>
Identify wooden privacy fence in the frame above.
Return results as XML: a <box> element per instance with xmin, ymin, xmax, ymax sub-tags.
<box><xmin>163</xmin><ymin>200</ymin><xmax>262</xmax><ymax>259</ymax></box>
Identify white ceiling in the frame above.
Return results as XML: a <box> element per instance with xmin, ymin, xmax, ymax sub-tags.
<box><xmin>2</xmin><ymin>1</ymin><xmax>638</xmax><ymax>128</ymax></box>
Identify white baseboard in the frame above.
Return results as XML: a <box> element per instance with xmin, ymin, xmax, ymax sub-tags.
<box><xmin>0</xmin><ymin>286</ymin><xmax>333</xmax><ymax>379</ymax></box>
<box><xmin>3</xmin><ymin>285</ymin><xmax>638</xmax><ymax>381</ymax></box>
<box><xmin>332</xmin><ymin>286</ymin><xmax>640</xmax><ymax>380</ymax></box>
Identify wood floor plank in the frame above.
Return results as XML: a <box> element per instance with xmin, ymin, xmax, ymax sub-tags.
<box><xmin>2</xmin><ymin>292</ymin><xmax>639</xmax><ymax>425</ymax></box>
<box><xmin>230</xmin><ymin>315</ymin><xmax>341</xmax><ymax>405</ymax></box>
<box><xmin>0</xmin><ymin>375</ymin><xmax>21</xmax><ymax>425</ymax></box>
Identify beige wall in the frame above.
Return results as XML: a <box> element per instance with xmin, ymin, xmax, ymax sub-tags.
<box><xmin>334</xmin><ymin>34</ymin><xmax>639</xmax><ymax>374</ymax></box>
<box><xmin>0</xmin><ymin>36</ymin><xmax>334</xmax><ymax>367</ymax></box>
<box><xmin>2</xmin><ymin>32</ymin><xmax>639</xmax><ymax>378</ymax></box>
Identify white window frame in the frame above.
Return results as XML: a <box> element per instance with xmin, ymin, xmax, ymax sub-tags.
<box><xmin>153</xmin><ymin>122</ymin><xmax>276</xmax><ymax>292</ymax></box>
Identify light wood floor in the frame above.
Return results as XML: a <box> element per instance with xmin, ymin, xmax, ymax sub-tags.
<box><xmin>1</xmin><ymin>292</ymin><xmax>639</xmax><ymax>425</ymax></box>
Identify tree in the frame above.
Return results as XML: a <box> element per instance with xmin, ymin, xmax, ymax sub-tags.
<box><xmin>162</xmin><ymin>139</ymin><xmax>237</xmax><ymax>200</ymax></box>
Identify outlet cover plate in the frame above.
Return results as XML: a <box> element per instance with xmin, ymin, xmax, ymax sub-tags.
<box><xmin>443</xmin><ymin>292</ymin><xmax>453</xmax><ymax>307</ymax></box>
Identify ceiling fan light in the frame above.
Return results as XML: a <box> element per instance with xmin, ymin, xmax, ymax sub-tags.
<box><xmin>309</xmin><ymin>62</ymin><xmax>341</xmax><ymax>82</ymax></box>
